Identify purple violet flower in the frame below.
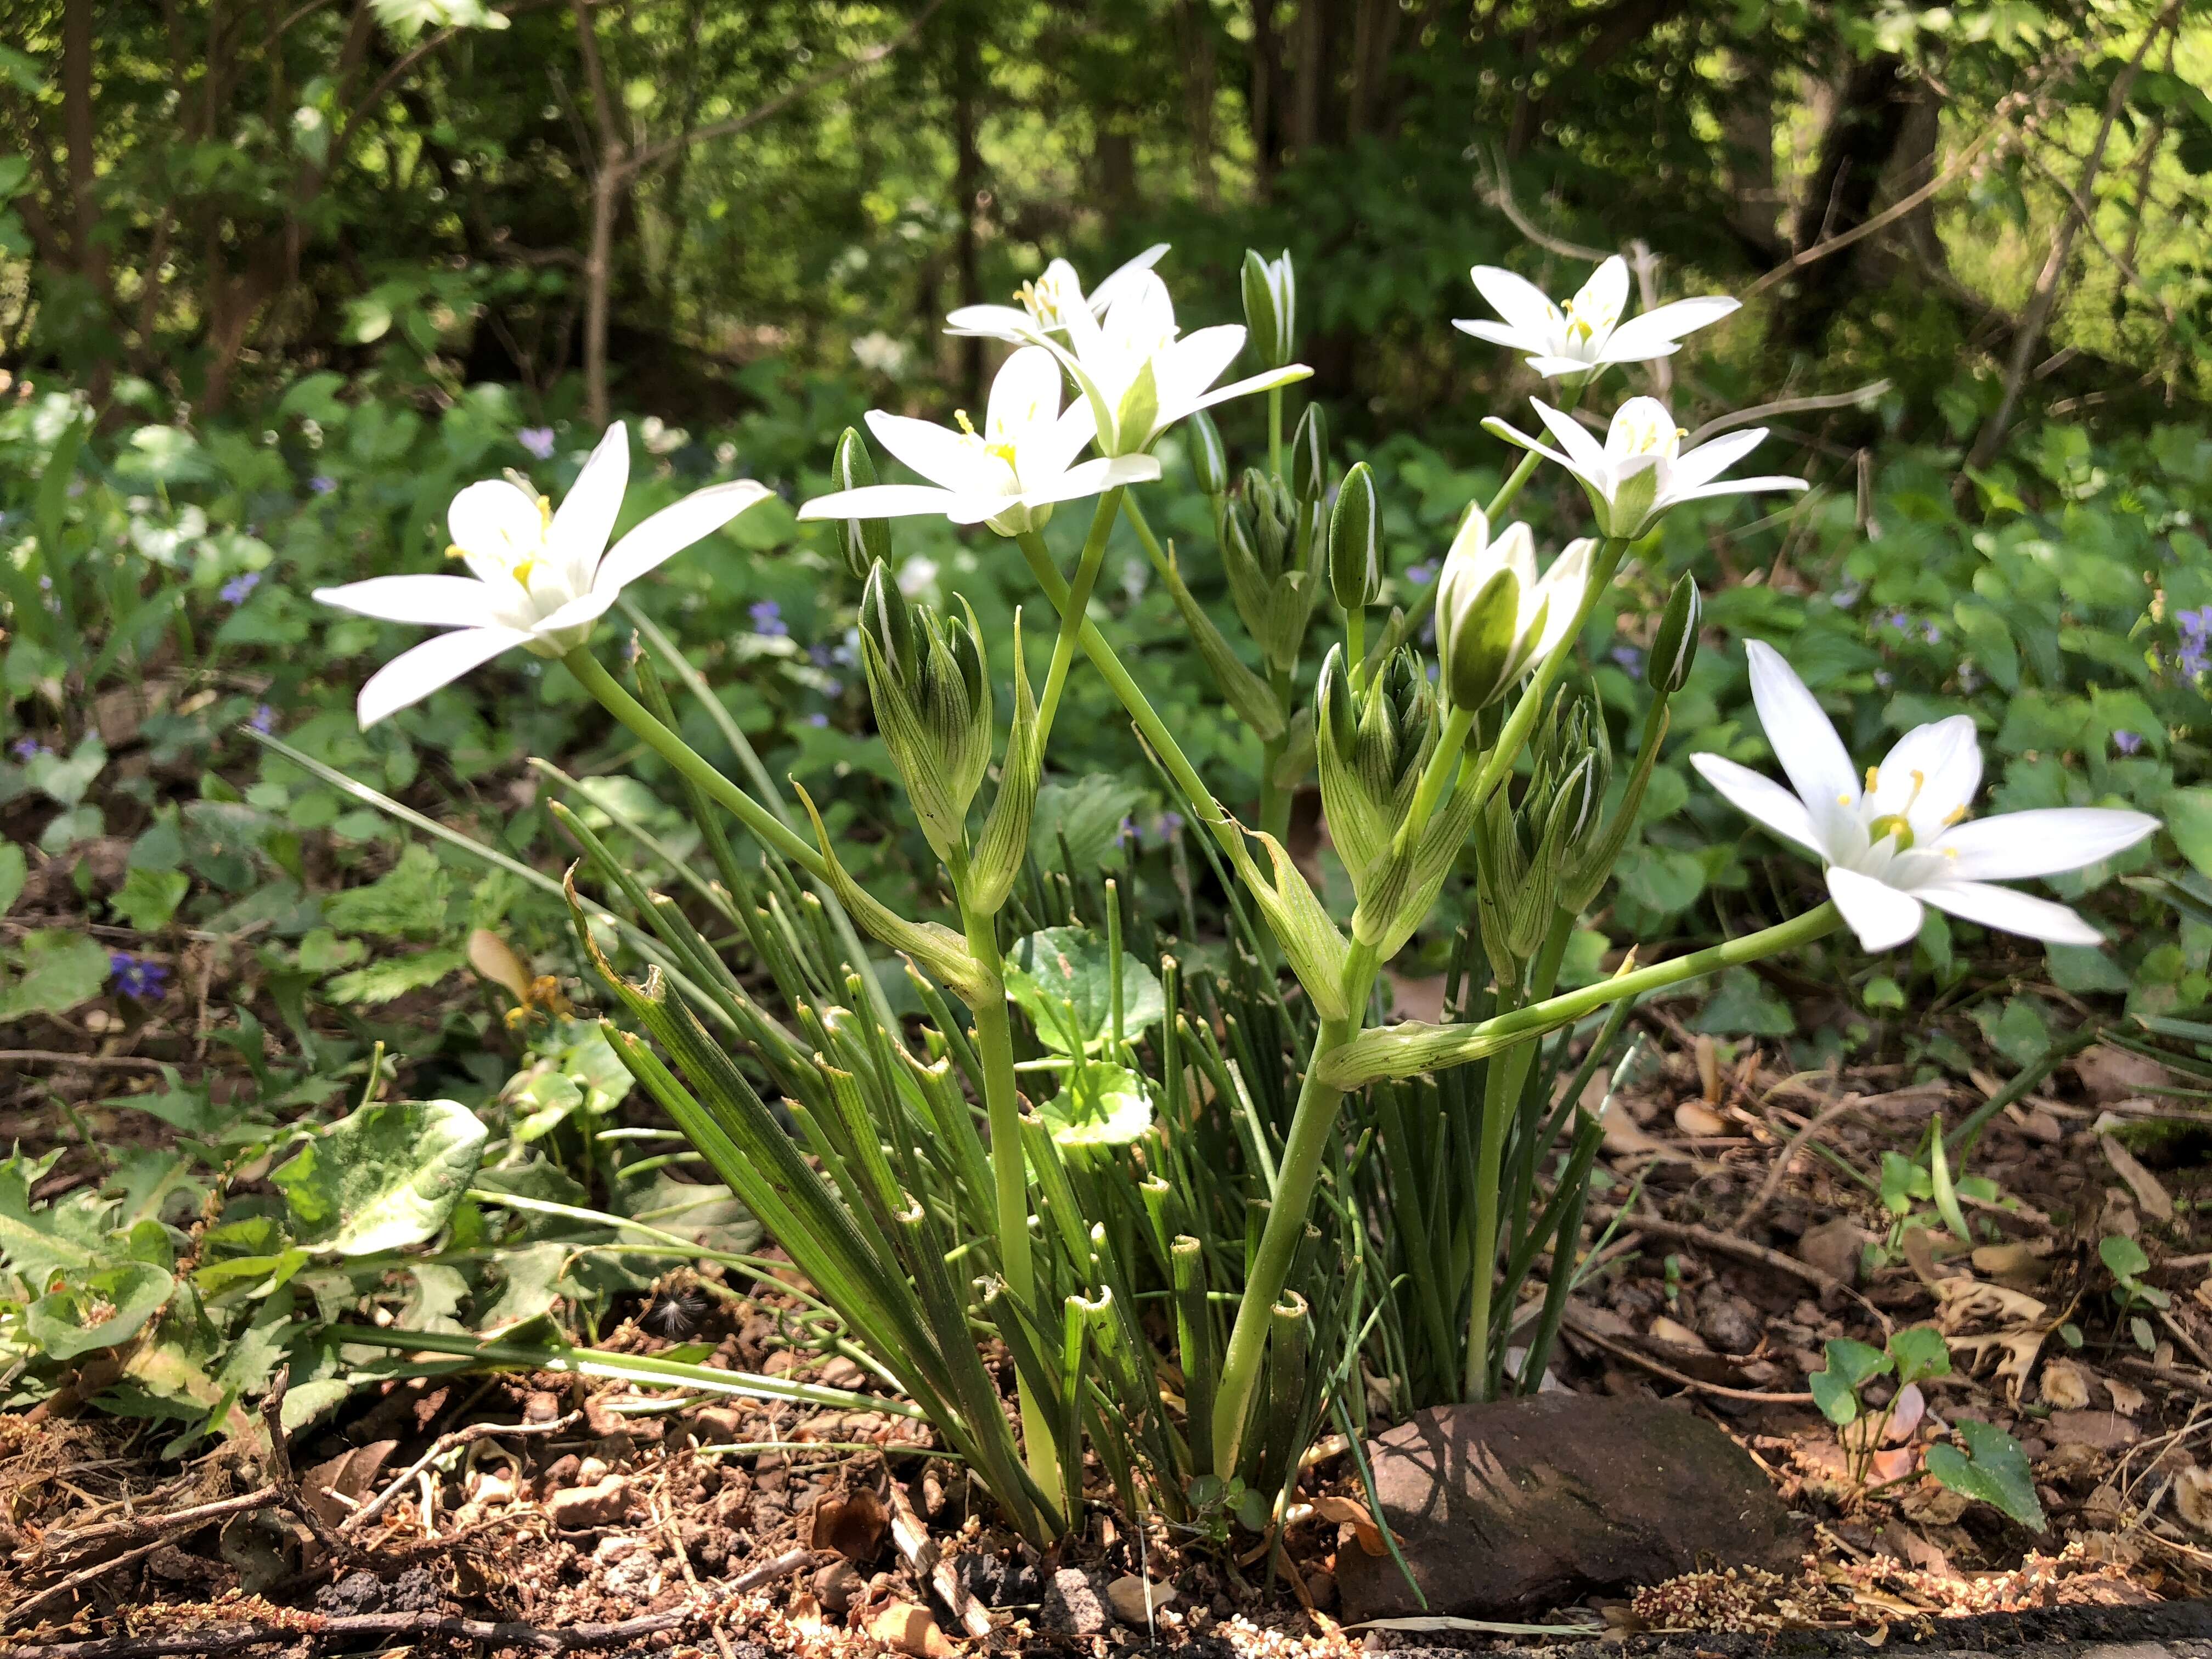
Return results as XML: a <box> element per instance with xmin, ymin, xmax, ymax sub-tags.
<box><xmin>518</xmin><ymin>426</ymin><xmax>558</xmax><ymax>460</ymax></box>
<box><xmin>220</xmin><ymin>571</ymin><xmax>261</xmax><ymax>605</ymax></box>
<box><xmin>749</xmin><ymin>600</ymin><xmax>788</xmax><ymax>638</ymax></box>
<box><xmin>2113</xmin><ymin>730</ymin><xmax>2143</xmax><ymax>755</ymax></box>
<box><xmin>309</xmin><ymin>475</ymin><xmax>337</xmax><ymax>496</ymax></box>
<box><xmin>109</xmin><ymin>952</ymin><xmax>171</xmax><ymax>1001</ymax></box>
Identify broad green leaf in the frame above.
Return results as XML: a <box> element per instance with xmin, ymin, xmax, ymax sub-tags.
<box><xmin>1037</xmin><ymin>1061</ymin><xmax>1155</xmax><ymax>1148</ymax></box>
<box><xmin>0</xmin><ymin>930</ymin><xmax>112</xmax><ymax>1022</ymax></box>
<box><xmin>26</xmin><ymin>1262</ymin><xmax>175</xmax><ymax>1361</ymax></box>
<box><xmin>1886</xmin><ymin>1325</ymin><xmax>1951</xmax><ymax>1386</ymax></box>
<box><xmin>1689</xmin><ymin>967</ymin><xmax>1794</xmax><ymax>1037</ymax></box>
<box><xmin>323</xmin><ymin>844</ymin><xmax>451</xmax><ymax>937</ymax></box>
<box><xmin>1925</xmin><ymin>1419</ymin><xmax>2045</xmax><ymax>1531</ymax></box>
<box><xmin>1007</xmin><ymin>927</ymin><xmax>1166</xmax><ymax>1056</ymax></box>
<box><xmin>2100</xmin><ymin>1233</ymin><xmax>2151</xmax><ymax>1279</ymax></box>
<box><xmin>0</xmin><ymin>843</ymin><xmax>24</xmax><ymax>914</ymax></box>
<box><xmin>1808</xmin><ymin>1367</ymin><xmax>1859</xmax><ymax>1427</ymax></box>
<box><xmin>2163</xmin><ymin>787</ymin><xmax>2212</xmax><ymax>882</ymax></box>
<box><xmin>271</xmin><ymin>1098</ymin><xmax>487</xmax><ymax>1256</ymax></box>
<box><xmin>1029</xmin><ymin>775</ymin><xmax>1147</xmax><ymax>873</ymax></box>
<box><xmin>109</xmin><ymin>867</ymin><xmax>191</xmax><ymax>933</ymax></box>
<box><xmin>323</xmin><ymin>946</ymin><xmax>469</xmax><ymax>1006</ymax></box>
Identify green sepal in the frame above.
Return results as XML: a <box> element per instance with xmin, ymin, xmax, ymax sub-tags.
<box><xmin>966</xmin><ymin>619</ymin><xmax>1042</xmax><ymax>915</ymax></box>
<box><xmin>1210</xmin><ymin>809</ymin><xmax>1352</xmax><ymax>1020</ymax></box>
<box><xmin>791</xmin><ymin>782</ymin><xmax>986</xmax><ymax>1001</ymax></box>
<box><xmin>1160</xmin><ymin>546</ymin><xmax>1286</xmax><ymax>740</ymax></box>
<box><xmin>1351</xmin><ymin>753</ymin><xmax>1483</xmax><ymax>961</ymax></box>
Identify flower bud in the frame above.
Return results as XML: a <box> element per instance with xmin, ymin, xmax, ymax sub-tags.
<box><xmin>1242</xmin><ymin>249</ymin><xmax>1297</xmax><ymax>370</ymax></box>
<box><xmin>1329</xmin><ymin>461</ymin><xmax>1381</xmax><ymax>612</ymax></box>
<box><xmin>856</xmin><ymin>562</ymin><xmax>992</xmax><ymax>864</ymax></box>
<box><xmin>1221</xmin><ymin>469</ymin><xmax>1324</xmax><ymax>673</ymax></box>
<box><xmin>1646</xmin><ymin>571</ymin><xmax>1701</xmax><ymax>695</ymax></box>
<box><xmin>1432</xmin><ymin>510</ymin><xmax>1593</xmax><ymax>711</ymax></box>
<box><xmin>1316</xmin><ymin>644</ymin><xmax>1435</xmax><ymax>901</ymax></box>
<box><xmin>1187</xmin><ymin>409</ymin><xmax>1229</xmax><ymax>497</ymax></box>
<box><xmin>1290</xmin><ymin>403</ymin><xmax>1328</xmax><ymax>504</ymax></box>
<box><xmin>830</xmin><ymin>428</ymin><xmax>892</xmax><ymax>581</ymax></box>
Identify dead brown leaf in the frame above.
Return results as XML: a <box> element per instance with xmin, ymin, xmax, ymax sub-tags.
<box><xmin>2100</xmin><ymin>1135</ymin><xmax>2175</xmax><ymax>1223</ymax></box>
<box><xmin>804</xmin><ymin>1486</ymin><xmax>889</xmax><ymax>1562</ymax></box>
<box><xmin>869</xmin><ymin>1601</ymin><xmax>953</xmax><ymax>1658</ymax></box>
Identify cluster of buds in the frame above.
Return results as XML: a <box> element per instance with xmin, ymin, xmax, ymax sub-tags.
<box><xmin>857</xmin><ymin>562</ymin><xmax>992</xmax><ymax>864</ymax></box>
<box><xmin>1314</xmin><ymin>643</ymin><xmax>1436</xmax><ymax>905</ymax></box>
<box><xmin>1219</xmin><ymin>430</ymin><xmax>1329</xmax><ymax>674</ymax></box>
<box><xmin>1476</xmin><ymin>686</ymin><xmax>1606</xmax><ymax>972</ymax></box>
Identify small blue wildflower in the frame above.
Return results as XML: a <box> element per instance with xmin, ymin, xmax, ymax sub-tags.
<box><xmin>1884</xmin><ymin>611</ymin><xmax>1912</xmax><ymax>633</ymax></box>
<box><xmin>219</xmin><ymin>571</ymin><xmax>261</xmax><ymax>605</ymax></box>
<box><xmin>1874</xmin><ymin>669</ymin><xmax>1894</xmax><ymax>690</ymax></box>
<box><xmin>1154</xmin><ymin>811</ymin><xmax>1184</xmax><ymax>845</ymax></box>
<box><xmin>10</xmin><ymin>737</ymin><xmax>46</xmax><ymax>761</ymax></box>
<box><xmin>1407</xmin><ymin>562</ymin><xmax>1436</xmax><ymax>587</ymax></box>
<box><xmin>109</xmin><ymin>952</ymin><xmax>171</xmax><ymax>1001</ymax></box>
<box><xmin>1832</xmin><ymin>582</ymin><xmax>1863</xmax><ymax>609</ymax></box>
<box><xmin>309</xmin><ymin>475</ymin><xmax>337</xmax><ymax>496</ymax></box>
<box><xmin>250</xmin><ymin>704</ymin><xmax>275</xmax><ymax>735</ymax></box>
<box><xmin>1609</xmin><ymin>644</ymin><xmax>1645</xmax><ymax>674</ymax></box>
<box><xmin>1118</xmin><ymin>815</ymin><xmax>1139</xmax><ymax>847</ymax></box>
<box><xmin>1921</xmin><ymin>620</ymin><xmax>1940</xmax><ymax>645</ymax></box>
<box><xmin>749</xmin><ymin>600</ymin><xmax>788</xmax><ymax>638</ymax></box>
<box><xmin>2177</xmin><ymin>607</ymin><xmax>2212</xmax><ymax>678</ymax></box>
<box><xmin>809</xmin><ymin>644</ymin><xmax>837</xmax><ymax>668</ymax></box>
<box><xmin>806</xmin><ymin>712</ymin><xmax>829</xmax><ymax>727</ymax></box>
<box><xmin>517</xmin><ymin>426</ymin><xmax>558</xmax><ymax>460</ymax></box>
<box><xmin>823</xmin><ymin>680</ymin><xmax>843</xmax><ymax>698</ymax></box>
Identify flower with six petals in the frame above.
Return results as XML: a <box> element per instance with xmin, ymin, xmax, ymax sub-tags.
<box><xmin>1691</xmin><ymin>641</ymin><xmax>2158</xmax><ymax>950</ymax></box>
<box><xmin>1454</xmin><ymin>255</ymin><xmax>1738</xmax><ymax>379</ymax></box>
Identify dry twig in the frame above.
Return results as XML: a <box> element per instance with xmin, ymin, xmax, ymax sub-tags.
<box><xmin>341</xmin><ymin>1412</ymin><xmax>581</xmax><ymax>1534</ymax></box>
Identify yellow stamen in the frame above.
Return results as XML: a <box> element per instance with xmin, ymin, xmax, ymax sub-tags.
<box><xmin>1864</xmin><ymin>766</ymin><xmax>1880</xmax><ymax>793</ymax></box>
<box><xmin>445</xmin><ymin>543</ymin><xmax>467</xmax><ymax>561</ymax></box>
<box><xmin>537</xmin><ymin>494</ymin><xmax>553</xmax><ymax>531</ymax></box>
<box><xmin>511</xmin><ymin>558</ymin><xmax>538</xmax><ymax>588</ymax></box>
<box><xmin>1943</xmin><ymin>805</ymin><xmax>1967</xmax><ymax>826</ymax></box>
<box><xmin>953</xmin><ymin>409</ymin><xmax>979</xmax><ymax>438</ymax></box>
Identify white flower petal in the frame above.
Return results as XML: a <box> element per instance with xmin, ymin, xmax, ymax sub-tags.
<box><xmin>1918</xmin><ymin>880</ymin><xmax>2104</xmax><ymax>945</ymax></box>
<box><xmin>356</xmin><ymin>627</ymin><xmax>529</xmax><ymax>726</ymax></box>
<box><xmin>1480</xmin><ymin>417</ymin><xmax>1578</xmax><ymax>477</ymax></box>
<box><xmin>1866</xmin><ymin>715</ymin><xmax>1981</xmax><ymax>838</ymax></box>
<box><xmin>944</xmin><ymin>302</ymin><xmax>1040</xmax><ymax>341</ymax></box>
<box><xmin>1662</xmin><ymin>475</ymin><xmax>1808</xmax><ymax>509</ymax></box>
<box><xmin>549</xmin><ymin>423</ymin><xmax>630</xmax><ymax>592</ymax></box>
<box><xmin>1522</xmin><ymin>354</ymin><xmax>1602</xmax><ymax>379</ymax></box>
<box><xmin>1934</xmin><ymin>808</ymin><xmax>2159</xmax><ymax>882</ymax></box>
<box><xmin>1600</xmin><ymin>295</ymin><xmax>1739</xmax><ymax>362</ymax></box>
<box><xmin>1532</xmin><ymin>399</ymin><xmax>1609</xmax><ymax>476</ymax></box>
<box><xmin>1668</xmin><ymin>428</ymin><xmax>1764</xmax><ymax>494</ymax></box>
<box><xmin>944</xmin><ymin>493</ymin><xmax>1018</xmax><ymax>527</ymax></box>
<box><xmin>797</xmin><ymin>483</ymin><xmax>970</xmax><ymax>521</ymax></box>
<box><xmin>1019</xmin><ymin>453</ymin><xmax>1161</xmax><ymax>510</ymax></box>
<box><xmin>1692</xmin><ymin>751</ymin><xmax>1825</xmax><ymax>856</ymax></box>
<box><xmin>532</xmin><ymin>585</ymin><xmax>623</xmax><ymax>638</ymax></box>
<box><xmin>1469</xmin><ymin>266</ymin><xmax>1561</xmax><ymax>341</ymax></box>
<box><xmin>448</xmin><ymin>478</ymin><xmax>546</xmax><ymax>561</ymax></box>
<box><xmin>865</xmin><ymin>411</ymin><xmax>990</xmax><ymax>494</ymax></box>
<box><xmin>1745</xmin><ymin>640</ymin><xmax>1859</xmax><ymax>832</ymax></box>
<box><xmin>1088</xmin><ymin>243</ymin><xmax>1171</xmax><ymax>314</ymax></box>
<box><xmin>1568</xmin><ymin>256</ymin><xmax>1629</xmax><ymax>332</ymax></box>
<box><xmin>985</xmin><ymin>346</ymin><xmax>1064</xmax><ymax>437</ymax></box>
<box><xmin>596</xmin><ymin>479</ymin><xmax>771</xmax><ymax>595</ymax></box>
<box><xmin>1179</xmin><ymin>360</ymin><xmax>1310</xmax><ymax>419</ymax></box>
<box><xmin>1826</xmin><ymin>865</ymin><xmax>1925</xmax><ymax>951</ymax></box>
<box><xmin>1026</xmin><ymin>400</ymin><xmax>1101</xmax><ymax>479</ymax></box>
<box><xmin>314</xmin><ymin>573</ymin><xmax>504</xmax><ymax>629</ymax></box>
<box><xmin>1153</xmin><ymin>325</ymin><xmax>1246</xmax><ymax>417</ymax></box>
<box><xmin>1452</xmin><ymin>318</ymin><xmax>1540</xmax><ymax>352</ymax></box>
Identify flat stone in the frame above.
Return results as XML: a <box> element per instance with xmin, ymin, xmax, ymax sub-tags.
<box><xmin>1039</xmin><ymin>1565</ymin><xmax>1111</xmax><ymax>1635</ymax></box>
<box><xmin>1335</xmin><ymin>1393</ymin><xmax>1803</xmax><ymax>1622</ymax></box>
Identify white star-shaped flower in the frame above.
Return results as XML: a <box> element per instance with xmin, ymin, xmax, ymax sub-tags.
<box><xmin>1454</xmin><ymin>254</ymin><xmax>1737</xmax><ymax>379</ymax></box>
<box><xmin>315</xmin><ymin>424</ymin><xmax>766</xmax><ymax>725</ymax></box>
<box><xmin>1692</xmin><ymin>641</ymin><xmax>2159</xmax><ymax>950</ymax></box>
<box><xmin>796</xmin><ymin>346</ymin><xmax>1159</xmax><ymax>537</ymax></box>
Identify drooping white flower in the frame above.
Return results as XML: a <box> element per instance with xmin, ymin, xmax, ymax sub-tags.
<box><xmin>1483</xmin><ymin>395</ymin><xmax>1805</xmax><ymax>539</ymax></box>
<box><xmin>315</xmin><ymin>424</ymin><xmax>768</xmax><ymax>725</ymax></box>
<box><xmin>1454</xmin><ymin>255</ymin><xmax>1738</xmax><ymax>379</ymax></box>
<box><xmin>1692</xmin><ymin>641</ymin><xmax>2158</xmax><ymax>950</ymax></box>
<box><xmin>1432</xmin><ymin>509</ymin><xmax>1594</xmax><ymax>710</ymax></box>
<box><xmin>795</xmin><ymin>347</ymin><xmax>1160</xmax><ymax>537</ymax></box>
<box><xmin>947</xmin><ymin>253</ymin><xmax>1308</xmax><ymax>458</ymax></box>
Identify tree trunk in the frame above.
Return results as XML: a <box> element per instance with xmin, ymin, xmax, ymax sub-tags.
<box><xmin>951</xmin><ymin>27</ymin><xmax>985</xmax><ymax>409</ymax></box>
<box><xmin>1771</xmin><ymin>52</ymin><xmax>1911</xmax><ymax>352</ymax></box>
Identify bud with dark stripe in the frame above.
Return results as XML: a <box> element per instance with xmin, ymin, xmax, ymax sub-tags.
<box><xmin>1187</xmin><ymin>409</ymin><xmax>1229</xmax><ymax>498</ymax></box>
<box><xmin>1646</xmin><ymin>572</ymin><xmax>1701</xmax><ymax>696</ymax></box>
<box><xmin>857</xmin><ymin>561</ymin><xmax>992</xmax><ymax>864</ymax></box>
<box><xmin>1242</xmin><ymin>249</ymin><xmax>1297</xmax><ymax>370</ymax></box>
<box><xmin>1290</xmin><ymin>402</ymin><xmax>1328</xmax><ymax>504</ymax></box>
<box><xmin>830</xmin><ymin>428</ymin><xmax>892</xmax><ymax>581</ymax></box>
<box><xmin>1329</xmin><ymin>461</ymin><xmax>1381</xmax><ymax>611</ymax></box>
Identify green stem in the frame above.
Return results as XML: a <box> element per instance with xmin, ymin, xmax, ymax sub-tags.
<box><xmin>1034</xmin><ymin>489</ymin><xmax>1124</xmax><ymax>746</ymax></box>
<box><xmin>1464</xmin><ymin>912</ymin><xmax>1571</xmax><ymax>1402</ymax></box>
<box><xmin>1345</xmin><ymin>607</ymin><xmax>1366</xmax><ymax>691</ymax></box>
<box><xmin>1013</xmin><ymin>528</ymin><xmax>1228</xmax><ymax>840</ymax></box>
<box><xmin>958</xmin><ymin>889</ymin><xmax>1063</xmax><ymax>1509</ymax></box>
<box><xmin>1258</xmin><ymin>663</ymin><xmax>1293</xmax><ymax>842</ymax></box>
<box><xmin>561</xmin><ymin>648</ymin><xmax>826</xmax><ymax>881</ymax></box>
<box><xmin>1392</xmin><ymin>703</ymin><xmax>1476</xmax><ymax>862</ymax></box>
<box><xmin>1483</xmin><ymin>447</ymin><xmax>1545</xmax><ymax>523</ymax></box>
<box><xmin>1121</xmin><ymin>494</ymin><xmax>1177</xmax><ymax>584</ymax></box>
<box><xmin>1210</xmin><ymin>940</ymin><xmax>1381</xmax><ymax>1471</ymax></box>
<box><xmin>1328</xmin><ymin>904</ymin><xmax>1846</xmax><ymax>1088</ymax></box>
<box><xmin>1268</xmin><ymin>386</ymin><xmax>1284</xmax><ymax>481</ymax></box>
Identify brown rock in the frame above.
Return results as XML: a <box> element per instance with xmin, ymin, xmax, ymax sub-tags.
<box><xmin>813</xmin><ymin>1559</ymin><xmax>864</xmax><ymax>1615</ymax></box>
<box><xmin>1797</xmin><ymin>1217</ymin><xmax>1869</xmax><ymax>1286</ymax></box>
<box><xmin>1107</xmin><ymin>1575</ymin><xmax>1176</xmax><ymax>1624</ymax></box>
<box><xmin>547</xmin><ymin>1474</ymin><xmax>634</xmax><ymax>1529</ymax></box>
<box><xmin>1697</xmin><ymin>1287</ymin><xmax>1764</xmax><ymax>1356</ymax></box>
<box><xmin>868</xmin><ymin>1601</ymin><xmax>951</xmax><ymax>1658</ymax></box>
<box><xmin>1335</xmin><ymin>1394</ymin><xmax>1802</xmax><ymax>1622</ymax></box>
<box><xmin>1040</xmin><ymin>1566</ymin><xmax>1111</xmax><ymax>1635</ymax></box>
<box><xmin>522</xmin><ymin>1390</ymin><xmax>562</xmax><ymax>1424</ymax></box>
<box><xmin>692</xmin><ymin>1405</ymin><xmax>747</xmax><ymax>1443</ymax></box>
<box><xmin>816</xmin><ymin>1355</ymin><xmax>868</xmax><ymax>1390</ymax></box>
<box><xmin>2048</xmin><ymin>1410</ymin><xmax>2140</xmax><ymax>1451</ymax></box>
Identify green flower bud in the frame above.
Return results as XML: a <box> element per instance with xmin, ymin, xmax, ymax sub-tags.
<box><xmin>856</xmin><ymin>561</ymin><xmax>993</xmax><ymax>864</ymax></box>
<box><xmin>1646</xmin><ymin>571</ymin><xmax>1701</xmax><ymax>695</ymax></box>
<box><xmin>1290</xmin><ymin>403</ymin><xmax>1328</xmax><ymax>503</ymax></box>
<box><xmin>1435</xmin><ymin>558</ymin><xmax>1522</xmax><ymax>713</ymax></box>
<box><xmin>1242</xmin><ymin>248</ymin><xmax>1296</xmax><ymax>371</ymax></box>
<box><xmin>1221</xmin><ymin>469</ymin><xmax>1324</xmax><ymax>673</ymax></box>
<box><xmin>830</xmin><ymin>428</ymin><xmax>892</xmax><ymax>581</ymax></box>
<box><xmin>1187</xmin><ymin>409</ymin><xmax>1229</xmax><ymax>497</ymax></box>
<box><xmin>1329</xmin><ymin>461</ymin><xmax>1381</xmax><ymax>612</ymax></box>
<box><xmin>1316</xmin><ymin>644</ymin><xmax>1436</xmax><ymax>900</ymax></box>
